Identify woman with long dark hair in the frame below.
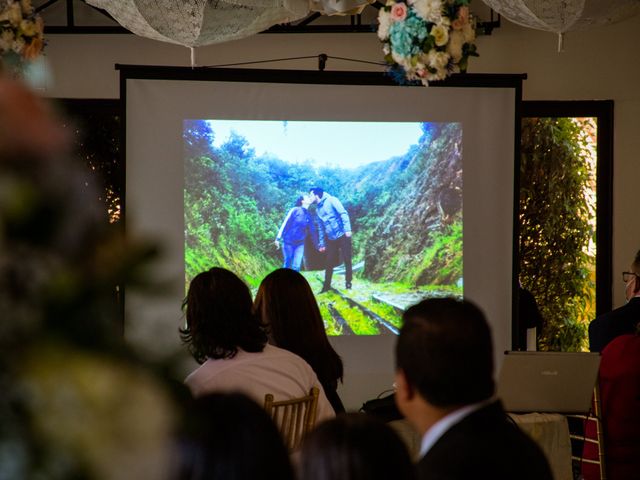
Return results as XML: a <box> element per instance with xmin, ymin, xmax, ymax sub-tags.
<box><xmin>254</xmin><ymin>268</ymin><xmax>345</xmax><ymax>413</ymax></box>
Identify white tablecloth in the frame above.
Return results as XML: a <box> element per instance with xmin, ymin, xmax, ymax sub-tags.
<box><xmin>509</xmin><ymin>412</ymin><xmax>573</xmax><ymax>480</ymax></box>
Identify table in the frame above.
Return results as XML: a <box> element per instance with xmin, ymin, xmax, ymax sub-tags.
<box><xmin>509</xmin><ymin>412</ymin><xmax>573</xmax><ymax>480</ymax></box>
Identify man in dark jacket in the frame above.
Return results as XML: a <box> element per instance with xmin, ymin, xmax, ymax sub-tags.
<box><xmin>309</xmin><ymin>187</ymin><xmax>352</xmax><ymax>292</ymax></box>
<box><xmin>589</xmin><ymin>250</ymin><xmax>640</xmax><ymax>352</ymax></box>
<box><xmin>394</xmin><ymin>298</ymin><xmax>552</xmax><ymax>480</ymax></box>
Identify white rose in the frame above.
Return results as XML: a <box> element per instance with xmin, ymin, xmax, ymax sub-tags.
<box><xmin>21</xmin><ymin>0</ymin><xmax>33</xmax><ymax>14</ymax></box>
<box><xmin>462</xmin><ymin>21</ymin><xmax>475</xmax><ymax>43</ymax></box>
<box><xmin>377</xmin><ymin>10</ymin><xmax>392</xmax><ymax>40</ymax></box>
<box><xmin>431</xmin><ymin>24</ymin><xmax>449</xmax><ymax>47</ymax></box>
<box><xmin>427</xmin><ymin>67</ymin><xmax>447</xmax><ymax>82</ymax></box>
<box><xmin>8</xmin><ymin>2</ymin><xmax>23</xmax><ymax>26</ymax></box>
<box><xmin>12</xmin><ymin>36</ymin><xmax>25</xmax><ymax>54</ymax></box>
<box><xmin>413</xmin><ymin>0</ymin><xmax>443</xmax><ymax>23</ymax></box>
<box><xmin>427</xmin><ymin>50</ymin><xmax>450</xmax><ymax>70</ymax></box>
<box><xmin>1</xmin><ymin>29</ymin><xmax>15</xmax><ymax>43</ymax></box>
<box><xmin>391</xmin><ymin>50</ymin><xmax>411</xmax><ymax>69</ymax></box>
<box><xmin>447</xmin><ymin>30</ymin><xmax>464</xmax><ymax>62</ymax></box>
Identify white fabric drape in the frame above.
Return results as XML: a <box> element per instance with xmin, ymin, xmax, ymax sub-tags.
<box><xmin>87</xmin><ymin>0</ymin><xmax>374</xmax><ymax>51</ymax></box>
<box><xmin>481</xmin><ymin>0</ymin><xmax>640</xmax><ymax>50</ymax></box>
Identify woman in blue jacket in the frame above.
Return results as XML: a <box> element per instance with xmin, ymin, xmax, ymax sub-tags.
<box><xmin>275</xmin><ymin>194</ymin><xmax>319</xmax><ymax>271</ymax></box>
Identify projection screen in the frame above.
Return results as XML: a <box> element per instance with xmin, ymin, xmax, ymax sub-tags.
<box><xmin>121</xmin><ymin>67</ymin><xmax>522</xmax><ymax>410</ymax></box>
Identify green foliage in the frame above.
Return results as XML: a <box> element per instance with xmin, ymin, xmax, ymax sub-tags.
<box><xmin>409</xmin><ymin>220</ymin><xmax>462</xmax><ymax>286</ymax></box>
<box><xmin>520</xmin><ymin>117</ymin><xmax>597</xmax><ymax>352</ymax></box>
<box><xmin>332</xmin><ymin>299</ymin><xmax>380</xmax><ymax>335</ymax></box>
<box><xmin>361</xmin><ymin>300</ymin><xmax>403</xmax><ymax>329</ymax></box>
<box><xmin>361</xmin><ymin>123</ymin><xmax>463</xmax><ymax>286</ymax></box>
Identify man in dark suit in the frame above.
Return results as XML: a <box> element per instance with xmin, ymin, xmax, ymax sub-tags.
<box><xmin>394</xmin><ymin>298</ymin><xmax>552</xmax><ymax>480</ymax></box>
<box><xmin>589</xmin><ymin>250</ymin><xmax>640</xmax><ymax>352</ymax></box>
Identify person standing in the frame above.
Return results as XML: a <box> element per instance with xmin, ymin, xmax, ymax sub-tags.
<box><xmin>309</xmin><ymin>187</ymin><xmax>352</xmax><ymax>292</ymax></box>
<box><xmin>275</xmin><ymin>194</ymin><xmax>319</xmax><ymax>272</ymax></box>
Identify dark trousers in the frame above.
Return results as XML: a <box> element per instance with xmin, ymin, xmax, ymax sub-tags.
<box><xmin>323</xmin><ymin>235</ymin><xmax>352</xmax><ymax>289</ymax></box>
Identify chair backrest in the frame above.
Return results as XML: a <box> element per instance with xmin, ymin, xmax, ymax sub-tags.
<box><xmin>264</xmin><ymin>387</ymin><xmax>319</xmax><ymax>451</ymax></box>
<box><xmin>567</xmin><ymin>385</ymin><xmax>607</xmax><ymax>480</ymax></box>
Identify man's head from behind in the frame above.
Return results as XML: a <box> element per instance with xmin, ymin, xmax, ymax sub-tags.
<box><xmin>395</xmin><ymin>298</ymin><xmax>495</xmax><ymax>417</ymax></box>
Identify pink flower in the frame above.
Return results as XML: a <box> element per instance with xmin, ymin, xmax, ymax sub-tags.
<box><xmin>451</xmin><ymin>18</ymin><xmax>463</xmax><ymax>30</ymax></box>
<box><xmin>390</xmin><ymin>2</ymin><xmax>407</xmax><ymax>21</ymax></box>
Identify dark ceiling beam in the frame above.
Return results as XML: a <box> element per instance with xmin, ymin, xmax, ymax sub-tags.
<box><xmin>35</xmin><ymin>0</ymin><xmax>61</xmax><ymax>14</ymax></box>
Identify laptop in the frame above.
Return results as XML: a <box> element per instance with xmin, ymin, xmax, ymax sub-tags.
<box><xmin>497</xmin><ymin>351</ymin><xmax>600</xmax><ymax>414</ymax></box>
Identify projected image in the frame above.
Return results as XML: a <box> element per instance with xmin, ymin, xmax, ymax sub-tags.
<box><xmin>184</xmin><ymin>120</ymin><xmax>463</xmax><ymax>335</ymax></box>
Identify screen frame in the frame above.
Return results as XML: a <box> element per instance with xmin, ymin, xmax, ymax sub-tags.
<box><xmin>116</xmin><ymin>65</ymin><xmax>526</xmax><ymax>349</ymax></box>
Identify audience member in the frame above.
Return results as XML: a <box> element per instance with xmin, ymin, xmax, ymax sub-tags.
<box><xmin>394</xmin><ymin>298</ymin><xmax>552</xmax><ymax>480</ymax></box>
<box><xmin>175</xmin><ymin>393</ymin><xmax>294</xmax><ymax>480</ymax></box>
<box><xmin>254</xmin><ymin>268</ymin><xmax>345</xmax><ymax>413</ymax></box>
<box><xmin>517</xmin><ymin>285</ymin><xmax>543</xmax><ymax>350</ymax></box>
<box><xmin>181</xmin><ymin>267</ymin><xmax>334</xmax><ymax>420</ymax></box>
<box><xmin>299</xmin><ymin>413</ymin><xmax>416</xmax><ymax>480</ymax></box>
<box><xmin>589</xmin><ymin>250</ymin><xmax>640</xmax><ymax>352</ymax></box>
<box><xmin>583</xmin><ymin>322</ymin><xmax>640</xmax><ymax>480</ymax></box>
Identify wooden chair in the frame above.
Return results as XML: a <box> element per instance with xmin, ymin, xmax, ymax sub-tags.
<box><xmin>264</xmin><ymin>387</ymin><xmax>319</xmax><ymax>451</ymax></box>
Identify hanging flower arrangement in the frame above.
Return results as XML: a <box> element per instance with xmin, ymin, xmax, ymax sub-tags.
<box><xmin>0</xmin><ymin>0</ymin><xmax>45</xmax><ymax>69</ymax></box>
<box><xmin>378</xmin><ymin>0</ymin><xmax>478</xmax><ymax>85</ymax></box>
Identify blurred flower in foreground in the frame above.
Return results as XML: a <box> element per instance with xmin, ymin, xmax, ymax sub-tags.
<box><xmin>0</xmin><ymin>78</ymin><xmax>177</xmax><ymax>480</ymax></box>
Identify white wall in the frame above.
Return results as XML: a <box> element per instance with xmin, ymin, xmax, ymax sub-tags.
<box><xmin>42</xmin><ymin>13</ymin><xmax>640</xmax><ymax>308</ymax></box>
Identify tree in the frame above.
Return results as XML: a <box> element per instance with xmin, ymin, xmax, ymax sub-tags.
<box><xmin>519</xmin><ymin>117</ymin><xmax>596</xmax><ymax>351</ymax></box>
<box><xmin>183</xmin><ymin>119</ymin><xmax>215</xmax><ymax>159</ymax></box>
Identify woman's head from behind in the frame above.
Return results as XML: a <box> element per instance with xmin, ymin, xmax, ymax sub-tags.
<box><xmin>181</xmin><ymin>267</ymin><xmax>267</xmax><ymax>363</ymax></box>
<box><xmin>300</xmin><ymin>414</ymin><xmax>415</xmax><ymax>480</ymax></box>
<box><xmin>176</xmin><ymin>393</ymin><xmax>293</xmax><ymax>480</ymax></box>
<box><xmin>254</xmin><ymin>268</ymin><xmax>342</xmax><ymax>386</ymax></box>
<box><xmin>255</xmin><ymin>268</ymin><xmax>323</xmax><ymax>344</ymax></box>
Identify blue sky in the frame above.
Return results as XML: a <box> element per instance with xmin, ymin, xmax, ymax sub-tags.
<box><xmin>205</xmin><ymin>120</ymin><xmax>425</xmax><ymax>169</ymax></box>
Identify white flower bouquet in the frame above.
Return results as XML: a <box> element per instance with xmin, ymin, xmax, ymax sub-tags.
<box><xmin>378</xmin><ymin>0</ymin><xmax>478</xmax><ymax>85</ymax></box>
<box><xmin>0</xmin><ymin>0</ymin><xmax>44</xmax><ymax>66</ymax></box>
